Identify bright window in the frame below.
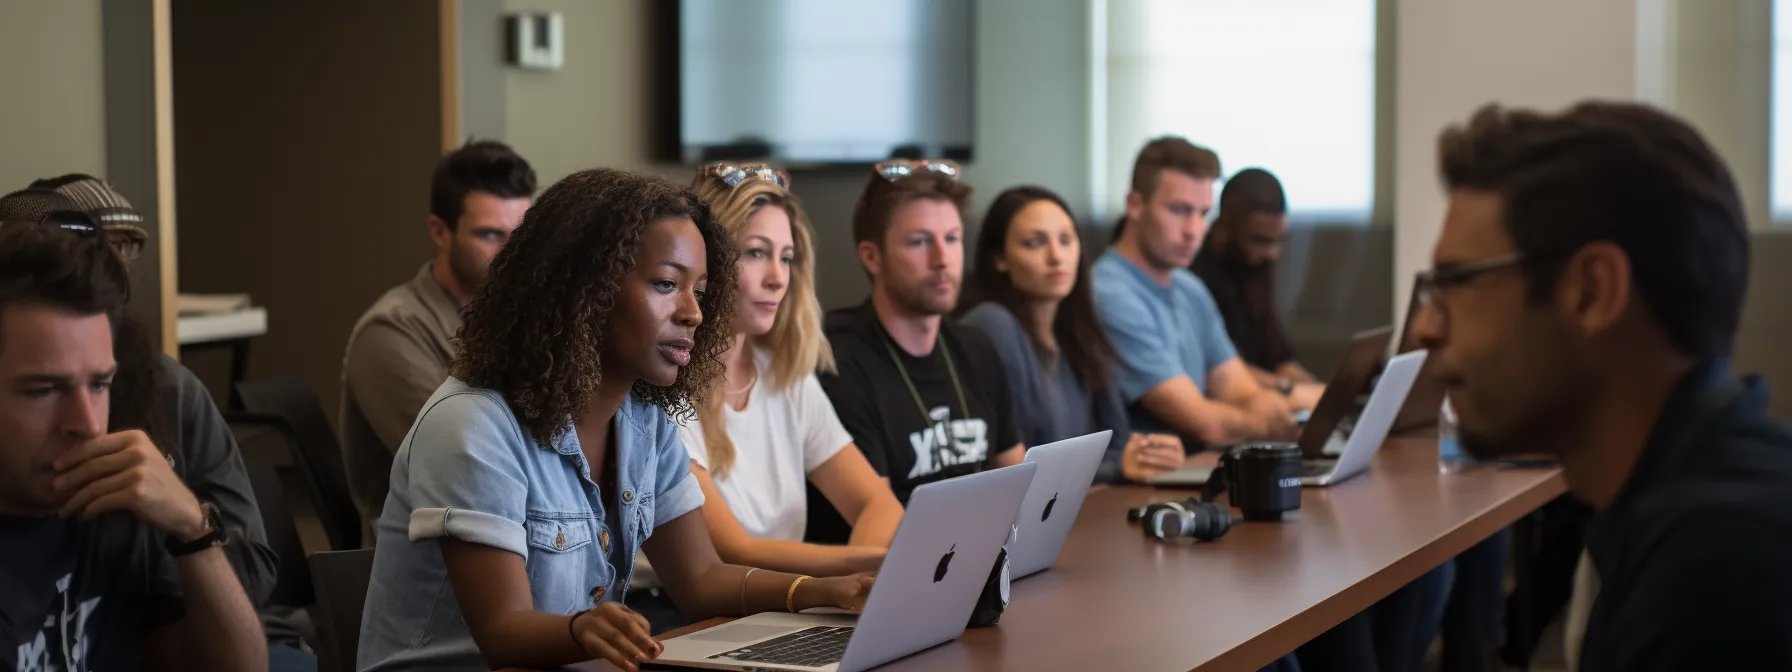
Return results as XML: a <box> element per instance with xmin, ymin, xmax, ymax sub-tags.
<box><xmin>1103</xmin><ymin>0</ymin><xmax>1377</xmax><ymax>222</ymax></box>
<box><xmin>1773</xmin><ymin>0</ymin><xmax>1792</xmax><ymax>220</ymax></box>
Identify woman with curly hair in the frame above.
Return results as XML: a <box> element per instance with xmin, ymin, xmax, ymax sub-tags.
<box><xmin>357</xmin><ymin>169</ymin><xmax>874</xmax><ymax>672</ymax></box>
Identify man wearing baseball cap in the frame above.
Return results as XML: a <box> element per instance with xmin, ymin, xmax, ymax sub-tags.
<box><xmin>11</xmin><ymin>177</ymin><xmax>313</xmax><ymax>671</ymax></box>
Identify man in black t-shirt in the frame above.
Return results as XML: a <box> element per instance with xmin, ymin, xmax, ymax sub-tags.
<box><xmin>0</xmin><ymin>212</ymin><xmax>266</xmax><ymax>670</ymax></box>
<box><xmin>1415</xmin><ymin>102</ymin><xmax>1792</xmax><ymax>671</ymax></box>
<box><xmin>809</xmin><ymin>160</ymin><xmax>1023</xmax><ymax>543</ymax></box>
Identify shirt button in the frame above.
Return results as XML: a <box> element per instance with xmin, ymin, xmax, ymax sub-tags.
<box><xmin>555</xmin><ymin>529</ymin><xmax>566</xmax><ymax>549</ymax></box>
<box><xmin>622</xmin><ymin>490</ymin><xmax>634</xmax><ymax>503</ymax></box>
<box><xmin>599</xmin><ymin>528</ymin><xmax>611</xmax><ymax>553</ymax></box>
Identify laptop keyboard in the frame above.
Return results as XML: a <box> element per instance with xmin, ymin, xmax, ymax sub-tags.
<box><xmin>710</xmin><ymin>626</ymin><xmax>853</xmax><ymax>668</ymax></box>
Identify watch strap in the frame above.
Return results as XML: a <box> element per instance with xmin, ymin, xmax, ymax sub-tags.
<box><xmin>166</xmin><ymin>502</ymin><xmax>227</xmax><ymax>557</ymax></box>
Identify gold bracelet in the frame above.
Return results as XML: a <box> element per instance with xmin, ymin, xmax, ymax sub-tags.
<box><xmin>740</xmin><ymin>568</ymin><xmax>760</xmax><ymax>615</ymax></box>
<box><xmin>785</xmin><ymin>575</ymin><xmax>812</xmax><ymax>613</ymax></box>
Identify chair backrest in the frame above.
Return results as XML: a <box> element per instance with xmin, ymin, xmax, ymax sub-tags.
<box><xmin>307</xmin><ymin>549</ymin><xmax>375</xmax><ymax>672</ymax></box>
<box><xmin>240</xmin><ymin>454</ymin><xmax>316</xmax><ymax>608</ymax></box>
<box><xmin>236</xmin><ymin>378</ymin><xmax>362</xmax><ymax>550</ymax></box>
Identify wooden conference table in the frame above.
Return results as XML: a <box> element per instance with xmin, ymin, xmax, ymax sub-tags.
<box><xmin>557</xmin><ymin>436</ymin><xmax>1564</xmax><ymax>672</ymax></box>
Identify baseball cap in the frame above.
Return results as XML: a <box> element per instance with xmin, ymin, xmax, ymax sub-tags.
<box><xmin>26</xmin><ymin>173</ymin><xmax>149</xmax><ymax>260</ymax></box>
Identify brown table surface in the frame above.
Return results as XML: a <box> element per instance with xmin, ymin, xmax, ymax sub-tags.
<box><xmin>556</xmin><ymin>436</ymin><xmax>1564</xmax><ymax>672</ymax></box>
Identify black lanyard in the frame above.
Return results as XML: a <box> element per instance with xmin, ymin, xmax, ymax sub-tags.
<box><xmin>878</xmin><ymin>323</ymin><xmax>971</xmax><ymax>470</ymax></box>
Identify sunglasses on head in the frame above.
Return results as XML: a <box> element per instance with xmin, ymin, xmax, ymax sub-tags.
<box><xmin>872</xmin><ymin>159</ymin><xmax>959</xmax><ymax>183</ymax></box>
<box><xmin>703</xmin><ymin>163</ymin><xmax>790</xmax><ymax>190</ymax></box>
<box><xmin>0</xmin><ymin>212</ymin><xmax>144</xmax><ymax>262</ymax></box>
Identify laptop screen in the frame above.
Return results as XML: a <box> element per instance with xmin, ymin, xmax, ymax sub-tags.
<box><xmin>1297</xmin><ymin>326</ymin><xmax>1392</xmax><ymax>458</ymax></box>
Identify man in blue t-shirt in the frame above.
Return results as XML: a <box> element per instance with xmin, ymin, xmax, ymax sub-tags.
<box><xmin>1093</xmin><ymin>137</ymin><xmax>1299</xmax><ymax>449</ymax></box>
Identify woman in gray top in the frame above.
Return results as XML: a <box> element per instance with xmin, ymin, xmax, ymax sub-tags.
<box><xmin>958</xmin><ymin>186</ymin><xmax>1186</xmax><ymax>483</ymax></box>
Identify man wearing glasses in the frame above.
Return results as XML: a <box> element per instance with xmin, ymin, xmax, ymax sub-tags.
<box><xmin>0</xmin><ymin>198</ymin><xmax>268</xmax><ymax>671</ymax></box>
<box><xmin>339</xmin><ymin>140</ymin><xmax>535</xmax><ymax>530</ymax></box>
<box><xmin>1411</xmin><ymin>101</ymin><xmax>1792</xmax><ymax>671</ymax></box>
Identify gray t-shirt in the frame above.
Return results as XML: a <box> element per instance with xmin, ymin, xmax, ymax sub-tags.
<box><xmin>157</xmin><ymin>355</ymin><xmax>293</xmax><ymax>644</ymax></box>
<box><xmin>958</xmin><ymin>302</ymin><xmax>1132</xmax><ymax>483</ymax></box>
<box><xmin>340</xmin><ymin>263</ymin><xmax>463</xmax><ymax>528</ymax></box>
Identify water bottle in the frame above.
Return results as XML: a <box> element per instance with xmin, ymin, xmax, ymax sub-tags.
<box><xmin>1438</xmin><ymin>395</ymin><xmax>1479</xmax><ymax>473</ymax></box>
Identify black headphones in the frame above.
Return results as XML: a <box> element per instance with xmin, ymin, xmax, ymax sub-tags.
<box><xmin>1126</xmin><ymin>497</ymin><xmax>1236</xmax><ymax>542</ymax></box>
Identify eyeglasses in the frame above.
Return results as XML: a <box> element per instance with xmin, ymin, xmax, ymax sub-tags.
<box><xmin>872</xmin><ymin>159</ymin><xmax>959</xmax><ymax>183</ymax></box>
<box><xmin>703</xmin><ymin>163</ymin><xmax>790</xmax><ymax>190</ymax></box>
<box><xmin>1414</xmin><ymin>252</ymin><xmax>1554</xmax><ymax>330</ymax></box>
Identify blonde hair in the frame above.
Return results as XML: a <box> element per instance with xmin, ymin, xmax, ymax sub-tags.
<box><xmin>689</xmin><ymin>166</ymin><xmax>833</xmax><ymax>477</ymax></box>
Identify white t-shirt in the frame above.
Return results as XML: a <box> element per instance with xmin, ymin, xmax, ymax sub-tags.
<box><xmin>681</xmin><ymin>347</ymin><xmax>853</xmax><ymax>542</ymax></box>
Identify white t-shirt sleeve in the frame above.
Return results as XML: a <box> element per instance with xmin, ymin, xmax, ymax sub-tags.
<box><xmin>798</xmin><ymin>373</ymin><xmax>854</xmax><ymax>474</ymax></box>
<box><xmin>679</xmin><ymin>421</ymin><xmax>710</xmax><ymax>471</ymax></box>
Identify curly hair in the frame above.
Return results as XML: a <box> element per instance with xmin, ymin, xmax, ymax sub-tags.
<box><xmin>451</xmin><ymin>168</ymin><xmax>738</xmax><ymax>445</ymax></box>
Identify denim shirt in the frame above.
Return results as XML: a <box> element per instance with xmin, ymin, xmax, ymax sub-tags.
<box><xmin>357</xmin><ymin>378</ymin><xmax>705</xmax><ymax>671</ymax></box>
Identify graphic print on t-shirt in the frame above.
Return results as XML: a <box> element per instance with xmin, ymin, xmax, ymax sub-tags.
<box><xmin>906</xmin><ymin>404</ymin><xmax>989</xmax><ymax>479</ymax></box>
<box><xmin>14</xmin><ymin>574</ymin><xmax>101</xmax><ymax>672</ymax></box>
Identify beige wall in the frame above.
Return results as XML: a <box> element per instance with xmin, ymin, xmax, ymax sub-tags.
<box><xmin>0</xmin><ymin>1</ymin><xmax>107</xmax><ymax>194</ymax></box>
<box><xmin>501</xmin><ymin>0</ymin><xmax>658</xmax><ymax>185</ymax></box>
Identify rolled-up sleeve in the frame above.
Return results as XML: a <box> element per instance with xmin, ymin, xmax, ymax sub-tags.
<box><xmin>403</xmin><ymin>392</ymin><xmax>530</xmax><ymax>557</ymax></box>
<box><xmin>654</xmin><ymin>416</ymin><xmax>706</xmax><ymax>528</ymax></box>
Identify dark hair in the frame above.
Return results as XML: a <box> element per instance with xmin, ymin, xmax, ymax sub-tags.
<box><xmin>1129</xmin><ymin>136</ymin><xmax>1222</xmax><ymax>199</ymax></box>
<box><xmin>960</xmin><ymin>186</ymin><xmax>1117</xmax><ymax>391</ymax></box>
<box><xmin>850</xmin><ymin>172</ymin><xmax>973</xmax><ymax>247</ymax></box>
<box><xmin>451</xmin><ymin>168</ymin><xmax>737</xmax><ymax>446</ymax></box>
<box><xmin>0</xmin><ymin>224</ymin><xmax>164</xmax><ymax>440</ymax></box>
<box><xmin>430</xmin><ymin>139</ymin><xmax>538</xmax><ymax>230</ymax></box>
<box><xmin>1438</xmin><ymin>101</ymin><xmax>1750</xmax><ymax>358</ymax></box>
<box><xmin>1218</xmin><ymin>168</ymin><xmax>1286</xmax><ymax>220</ymax></box>
<box><xmin>1211</xmin><ymin>168</ymin><xmax>1288</xmax><ymax>247</ymax></box>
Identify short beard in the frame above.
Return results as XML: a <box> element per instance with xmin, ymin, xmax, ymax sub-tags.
<box><xmin>892</xmin><ymin>282</ymin><xmax>957</xmax><ymax>316</ymax></box>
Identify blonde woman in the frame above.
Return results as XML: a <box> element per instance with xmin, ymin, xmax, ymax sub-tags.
<box><xmin>626</xmin><ymin>164</ymin><xmax>904</xmax><ymax>632</ymax></box>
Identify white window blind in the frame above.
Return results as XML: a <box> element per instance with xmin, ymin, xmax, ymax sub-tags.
<box><xmin>1101</xmin><ymin>0</ymin><xmax>1376</xmax><ymax>223</ymax></box>
<box><xmin>1773</xmin><ymin>0</ymin><xmax>1792</xmax><ymax>221</ymax></box>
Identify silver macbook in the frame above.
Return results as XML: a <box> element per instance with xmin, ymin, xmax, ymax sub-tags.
<box><xmin>1296</xmin><ymin>349</ymin><xmax>1428</xmax><ymax>486</ymax></box>
<box><xmin>1011</xmin><ymin>430</ymin><xmax>1111</xmax><ymax>579</ymax></box>
<box><xmin>651</xmin><ymin>462</ymin><xmax>1039</xmax><ymax>672</ymax></box>
<box><xmin>1153</xmin><ymin>327</ymin><xmax>1393</xmax><ymax>487</ymax></box>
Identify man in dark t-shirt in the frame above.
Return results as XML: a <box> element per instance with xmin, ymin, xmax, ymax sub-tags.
<box><xmin>809</xmin><ymin>161</ymin><xmax>1023</xmax><ymax>543</ymax></box>
<box><xmin>1415</xmin><ymin>102</ymin><xmax>1792</xmax><ymax>670</ymax></box>
<box><xmin>0</xmin><ymin>202</ymin><xmax>267</xmax><ymax>670</ymax></box>
<box><xmin>1187</xmin><ymin>168</ymin><xmax>1318</xmax><ymax>393</ymax></box>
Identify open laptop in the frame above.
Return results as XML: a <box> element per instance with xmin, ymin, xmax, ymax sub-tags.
<box><xmin>1390</xmin><ymin>276</ymin><xmax>1449</xmax><ymax>432</ymax></box>
<box><xmin>1010</xmin><ymin>430</ymin><xmax>1111</xmax><ymax>579</ymax></box>
<box><xmin>651</xmin><ymin>462</ymin><xmax>1039</xmax><ymax>672</ymax></box>
<box><xmin>1151</xmin><ymin>326</ymin><xmax>1393</xmax><ymax>487</ymax></box>
<box><xmin>1294</xmin><ymin>349</ymin><xmax>1428</xmax><ymax>486</ymax></box>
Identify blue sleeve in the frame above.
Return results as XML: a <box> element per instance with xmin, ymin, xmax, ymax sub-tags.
<box><xmin>1093</xmin><ymin>274</ymin><xmax>1183</xmax><ymax>403</ymax></box>
<box><xmin>1187</xmin><ymin>279</ymin><xmax>1240</xmax><ymax>380</ymax></box>
<box><xmin>653</xmin><ymin>415</ymin><xmax>706</xmax><ymax>528</ymax></box>
<box><xmin>404</xmin><ymin>391</ymin><xmax>531</xmax><ymax>557</ymax></box>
